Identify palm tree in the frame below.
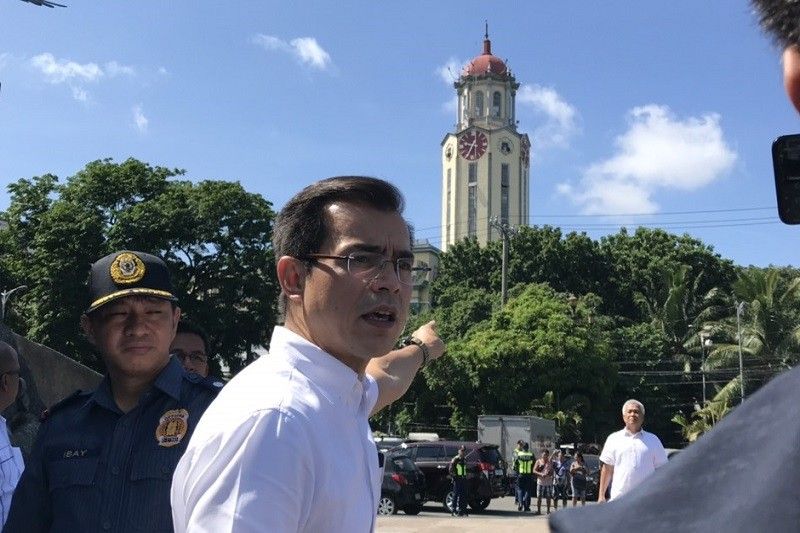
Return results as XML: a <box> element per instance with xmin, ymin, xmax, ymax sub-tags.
<box><xmin>704</xmin><ymin>268</ymin><xmax>800</xmax><ymax>400</ymax></box>
<box><xmin>671</xmin><ymin>377</ymin><xmax>739</xmax><ymax>442</ymax></box>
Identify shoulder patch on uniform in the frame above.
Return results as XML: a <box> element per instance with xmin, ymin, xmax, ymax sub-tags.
<box><xmin>40</xmin><ymin>389</ymin><xmax>89</xmax><ymax>421</ymax></box>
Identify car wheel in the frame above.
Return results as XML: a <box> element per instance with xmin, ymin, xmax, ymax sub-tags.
<box><xmin>377</xmin><ymin>495</ymin><xmax>397</xmax><ymax>516</ymax></box>
<box><xmin>469</xmin><ymin>498</ymin><xmax>491</xmax><ymax>512</ymax></box>
<box><xmin>403</xmin><ymin>504</ymin><xmax>422</xmax><ymax>515</ymax></box>
<box><xmin>443</xmin><ymin>490</ymin><xmax>455</xmax><ymax>512</ymax></box>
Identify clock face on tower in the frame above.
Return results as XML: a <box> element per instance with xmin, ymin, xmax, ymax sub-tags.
<box><xmin>458</xmin><ymin>130</ymin><xmax>488</xmax><ymax>161</ymax></box>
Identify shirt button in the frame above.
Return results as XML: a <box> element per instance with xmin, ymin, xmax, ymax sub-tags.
<box><xmin>102</xmin><ymin>521</ymin><xmax>111</xmax><ymax>530</ymax></box>
<box><xmin>111</xmin><ymin>466</ymin><xmax>120</xmax><ymax>475</ymax></box>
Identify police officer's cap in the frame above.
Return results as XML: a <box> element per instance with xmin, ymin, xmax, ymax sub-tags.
<box><xmin>86</xmin><ymin>250</ymin><xmax>178</xmax><ymax>314</ymax></box>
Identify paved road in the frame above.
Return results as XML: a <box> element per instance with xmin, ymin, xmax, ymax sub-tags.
<box><xmin>377</xmin><ymin>494</ymin><xmax>591</xmax><ymax>532</ymax></box>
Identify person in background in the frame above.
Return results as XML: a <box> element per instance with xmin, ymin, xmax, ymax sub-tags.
<box><xmin>512</xmin><ymin>440</ymin><xmax>524</xmax><ymax>507</ymax></box>
<box><xmin>170</xmin><ymin>320</ymin><xmax>210</xmax><ymax>378</ymax></box>
<box><xmin>449</xmin><ymin>445</ymin><xmax>469</xmax><ymax>517</ymax></box>
<box><xmin>0</xmin><ymin>341</ymin><xmax>24</xmax><ymax>526</ymax></box>
<box><xmin>568</xmin><ymin>452</ymin><xmax>587</xmax><ymax>507</ymax></box>
<box><xmin>597</xmin><ymin>400</ymin><xmax>667</xmax><ymax>502</ymax></box>
<box><xmin>552</xmin><ymin>450</ymin><xmax>569</xmax><ymax>510</ymax></box>
<box><xmin>533</xmin><ymin>449</ymin><xmax>554</xmax><ymax>515</ymax></box>
<box><xmin>514</xmin><ymin>442</ymin><xmax>534</xmax><ymax>512</ymax></box>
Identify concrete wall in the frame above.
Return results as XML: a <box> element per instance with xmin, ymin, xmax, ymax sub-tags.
<box><xmin>0</xmin><ymin>323</ymin><xmax>102</xmax><ymax>458</ymax></box>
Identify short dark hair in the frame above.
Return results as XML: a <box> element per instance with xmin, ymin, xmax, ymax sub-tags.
<box><xmin>753</xmin><ymin>0</ymin><xmax>800</xmax><ymax>47</ymax></box>
<box><xmin>176</xmin><ymin>319</ymin><xmax>209</xmax><ymax>352</ymax></box>
<box><xmin>273</xmin><ymin>176</ymin><xmax>412</xmax><ymax>313</ymax></box>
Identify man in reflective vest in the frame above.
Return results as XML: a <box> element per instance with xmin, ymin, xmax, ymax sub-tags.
<box><xmin>449</xmin><ymin>445</ymin><xmax>468</xmax><ymax>517</ymax></box>
<box><xmin>515</xmin><ymin>442</ymin><xmax>534</xmax><ymax>512</ymax></box>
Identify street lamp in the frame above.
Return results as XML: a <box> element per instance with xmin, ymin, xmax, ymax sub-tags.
<box><xmin>698</xmin><ymin>327</ymin><xmax>713</xmax><ymax>406</ymax></box>
<box><xmin>736</xmin><ymin>301</ymin><xmax>747</xmax><ymax>405</ymax></box>
<box><xmin>1</xmin><ymin>285</ymin><xmax>28</xmax><ymax>321</ymax></box>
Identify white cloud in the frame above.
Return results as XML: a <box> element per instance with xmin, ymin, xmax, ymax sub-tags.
<box><xmin>70</xmin><ymin>85</ymin><xmax>88</xmax><ymax>102</ymax></box>
<box><xmin>31</xmin><ymin>53</ymin><xmax>103</xmax><ymax>83</ymax></box>
<box><xmin>436</xmin><ymin>57</ymin><xmax>463</xmax><ymax>85</ymax></box>
<box><xmin>30</xmin><ymin>53</ymin><xmax>136</xmax><ymax>101</ymax></box>
<box><xmin>252</xmin><ymin>34</ymin><xmax>331</xmax><ymax>70</ymax></box>
<box><xmin>133</xmin><ymin>104</ymin><xmax>148</xmax><ymax>133</ymax></box>
<box><xmin>517</xmin><ymin>84</ymin><xmax>579</xmax><ymax>150</ymax></box>
<box><xmin>158</xmin><ymin>66</ymin><xmax>169</xmax><ymax>75</ymax></box>
<box><xmin>559</xmin><ymin>104</ymin><xmax>738</xmax><ymax>215</ymax></box>
<box><xmin>105</xmin><ymin>61</ymin><xmax>135</xmax><ymax>77</ymax></box>
<box><xmin>0</xmin><ymin>52</ymin><xmax>10</xmax><ymax>72</ymax></box>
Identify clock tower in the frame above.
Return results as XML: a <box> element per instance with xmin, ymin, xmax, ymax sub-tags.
<box><xmin>441</xmin><ymin>28</ymin><xmax>530</xmax><ymax>250</ymax></box>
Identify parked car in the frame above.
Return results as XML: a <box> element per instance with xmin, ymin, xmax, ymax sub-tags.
<box><xmin>377</xmin><ymin>453</ymin><xmax>426</xmax><ymax>516</ymax></box>
<box><xmin>395</xmin><ymin>441</ymin><xmax>506</xmax><ymax>513</ymax></box>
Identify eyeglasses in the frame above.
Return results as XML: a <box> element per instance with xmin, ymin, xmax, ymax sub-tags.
<box><xmin>302</xmin><ymin>251</ymin><xmax>422</xmax><ymax>286</ymax></box>
<box><xmin>172</xmin><ymin>350</ymin><xmax>208</xmax><ymax>365</ymax></box>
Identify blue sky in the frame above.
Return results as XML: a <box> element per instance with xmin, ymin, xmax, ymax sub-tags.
<box><xmin>1</xmin><ymin>1</ymin><xmax>798</xmax><ymax>267</ymax></box>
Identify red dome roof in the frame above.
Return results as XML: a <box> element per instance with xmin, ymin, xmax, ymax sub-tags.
<box><xmin>461</xmin><ymin>35</ymin><xmax>508</xmax><ymax>77</ymax></box>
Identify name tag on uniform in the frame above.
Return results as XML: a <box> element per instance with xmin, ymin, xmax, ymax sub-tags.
<box><xmin>155</xmin><ymin>408</ymin><xmax>189</xmax><ymax>448</ymax></box>
<box><xmin>62</xmin><ymin>449</ymin><xmax>89</xmax><ymax>459</ymax></box>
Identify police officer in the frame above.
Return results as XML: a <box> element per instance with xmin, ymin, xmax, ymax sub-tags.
<box><xmin>515</xmin><ymin>442</ymin><xmax>534</xmax><ymax>512</ymax></box>
<box><xmin>4</xmin><ymin>250</ymin><xmax>220</xmax><ymax>532</ymax></box>
<box><xmin>449</xmin><ymin>445</ymin><xmax>468</xmax><ymax>517</ymax></box>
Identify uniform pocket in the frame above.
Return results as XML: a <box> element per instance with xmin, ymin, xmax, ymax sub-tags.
<box><xmin>127</xmin><ymin>450</ymin><xmax>180</xmax><ymax>531</ymax></box>
<box><xmin>48</xmin><ymin>457</ymin><xmax>98</xmax><ymax>490</ymax></box>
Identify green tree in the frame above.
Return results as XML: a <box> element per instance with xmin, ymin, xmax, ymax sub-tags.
<box><xmin>423</xmin><ymin>283</ymin><xmax>616</xmax><ymax>440</ymax></box>
<box><xmin>0</xmin><ymin>158</ymin><xmax>278</xmax><ymax>374</ymax></box>
<box><xmin>705</xmin><ymin>268</ymin><xmax>800</xmax><ymax>396</ymax></box>
<box><xmin>599</xmin><ymin>228</ymin><xmax>737</xmax><ymax>321</ymax></box>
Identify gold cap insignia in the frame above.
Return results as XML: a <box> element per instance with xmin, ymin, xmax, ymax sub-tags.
<box><xmin>155</xmin><ymin>408</ymin><xmax>189</xmax><ymax>448</ymax></box>
<box><xmin>110</xmin><ymin>252</ymin><xmax>146</xmax><ymax>285</ymax></box>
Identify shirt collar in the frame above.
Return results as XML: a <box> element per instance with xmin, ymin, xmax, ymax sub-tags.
<box><xmin>623</xmin><ymin>427</ymin><xmax>643</xmax><ymax>437</ymax></box>
<box><xmin>269</xmin><ymin>326</ymin><xmax>368</xmax><ymax>408</ymax></box>
<box><xmin>90</xmin><ymin>356</ymin><xmax>184</xmax><ymax>412</ymax></box>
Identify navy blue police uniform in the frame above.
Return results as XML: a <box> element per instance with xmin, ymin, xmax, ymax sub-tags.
<box><xmin>4</xmin><ymin>359</ymin><xmax>220</xmax><ymax>532</ymax></box>
<box><xmin>3</xmin><ymin>250</ymin><xmax>222</xmax><ymax>533</ymax></box>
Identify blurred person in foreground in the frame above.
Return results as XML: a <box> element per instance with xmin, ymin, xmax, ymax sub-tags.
<box><xmin>0</xmin><ymin>342</ymin><xmax>24</xmax><ymax>527</ymax></box>
<box><xmin>551</xmin><ymin>3</ymin><xmax>800</xmax><ymax>529</ymax></box>
<box><xmin>4</xmin><ymin>251</ymin><xmax>220</xmax><ymax>532</ymax></box>
<box><xmin>170</xmin><ymin>176</ymin><xmax>445</xmax><ymax>533</ymax></box>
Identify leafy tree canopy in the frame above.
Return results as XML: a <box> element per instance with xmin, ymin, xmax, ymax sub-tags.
<box><xmin>0</xmin><ymin>158</ymin><xmax>278</xmax><ymax>374</ymax></box>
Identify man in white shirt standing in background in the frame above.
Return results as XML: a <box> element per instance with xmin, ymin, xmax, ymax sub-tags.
<box><xmin>0</xmin><ymin>341</ymin><xmax>24</xmax><ymax>526</ymax></box>
<box><xmin>598</xmin><ymin>399</ymin><xmax>667</xmax><ymax>502</ymax></box>
<box><xmin>171</xmin><ymin>176</ymin><xmax>445</xmax><ymax>533</ymax></box>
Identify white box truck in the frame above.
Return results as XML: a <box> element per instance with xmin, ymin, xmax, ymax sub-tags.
<box><xmin>477</xmin><ymin>415</ymin><xmax>557</xmax><ymax>466</ymax></box>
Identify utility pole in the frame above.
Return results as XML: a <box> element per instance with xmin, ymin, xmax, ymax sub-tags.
<box><xmin>1</xmin><ymin>285</ymin><xmax>28</xmax><ymax>321</ymax></box>
<box><xmin>698</xmin><ymin>327</ymin><xmax>713</xmax><ymax>406</ymax></box>
<box><xmin>490</xmin><ymin>217</ymin><xmax>515</xmax><ymax>306</ymax></box>
<box><xmin>736</xmin><ymin>301</ymin><xmax>747</xmax><ymax>405</ymax></box>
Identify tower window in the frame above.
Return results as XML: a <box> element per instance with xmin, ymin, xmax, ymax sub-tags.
<box><xmin>492</xmin><ymin>91</ymin><xmax>502</xmax><ymax>118</ymax></box>
<box><xmin>446</xmin><ymin>169</ymin><xmax>451</xmax><ymax>239</ymax></box>
<box><xmin>474</xmin><ymin>92</ymin><xmax>484</xmax><ymax>118</ymax></box>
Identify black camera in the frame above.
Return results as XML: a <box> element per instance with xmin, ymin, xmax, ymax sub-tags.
<box><xmin>772</xmin><ymin>134</ymin><xmax>800</xmax><ymax>224</ymax></box>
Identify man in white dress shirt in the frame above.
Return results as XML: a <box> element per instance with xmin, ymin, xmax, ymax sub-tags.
<box><xmin>171</xmin><ymin>176</ymin><xmax>445</xmax><ymax>533</ymax></box>
<box><xmin>598</xmin><ymin>399</ymin><xmax>667</xmax><ymax>502</ymax></box>
<box><xmin>0</xmin><ymin>341</ymin><xmax>24</xmax><ymax>526</ymax></box>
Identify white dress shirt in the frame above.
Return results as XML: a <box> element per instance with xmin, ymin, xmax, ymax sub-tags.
<box><xmin>600</xmin><ymin>427</ymin><xmax>667</xmax><ymax>500</ymax></box>
<box><xmin>0</xmin><ymin>415</ymin><xmax>24</xmax><ymax>526</ymax></box>
<box><xmin>171</xmin><ymin>326</ymin><xmax>382</xmax><ymax>533</ymax></box>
